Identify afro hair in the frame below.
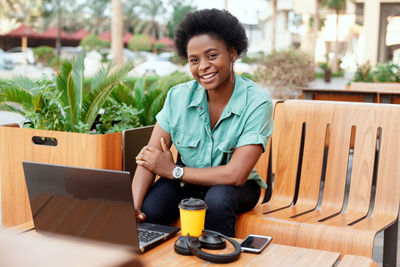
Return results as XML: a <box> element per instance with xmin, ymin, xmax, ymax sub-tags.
<box><xmin>174</xmin><ymin>9</ymin><xmax>248</xmax><ymax>59</ymax></box>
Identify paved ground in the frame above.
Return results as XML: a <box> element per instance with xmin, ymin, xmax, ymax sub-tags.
<box><xmin>0</xmin><ymin>74</ymin><xmax>398</xmax><ymax>265</ymax></box>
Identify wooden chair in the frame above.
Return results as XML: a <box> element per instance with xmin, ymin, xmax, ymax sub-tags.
<box><xmin>236</xmin><ymin>100</ymin><xmax>400</xmax><ymax>266</ymax></box>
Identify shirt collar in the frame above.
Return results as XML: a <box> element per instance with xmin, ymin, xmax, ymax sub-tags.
<box><xmin>187</xmin><ymin>74</ymin><xmax>247</xmax><ymax>116</ymax></box>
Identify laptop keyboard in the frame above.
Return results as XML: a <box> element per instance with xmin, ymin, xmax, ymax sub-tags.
<box><xmin>138</xmin><ymin>229</ymin><xmax>165</xmax><ymax>243</ymax></box>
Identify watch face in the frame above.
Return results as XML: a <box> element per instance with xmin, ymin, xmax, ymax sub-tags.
<box><xmin>173</xmin><ymin>167</ymin><xmax>183</xmax><ymax>179</ymax></box>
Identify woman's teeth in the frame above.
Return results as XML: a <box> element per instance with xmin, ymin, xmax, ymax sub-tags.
<box><xmin>202</xmin><ymin>73</ymin><xmax>216</xmax><ymax>79</ymax></box>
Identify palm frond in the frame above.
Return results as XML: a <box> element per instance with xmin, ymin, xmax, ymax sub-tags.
<box><xmin>0</xmin><ymin>86</ymin><xmax>34</xmax><ymax>109</ymax></box>
<box><xmin>56</xmin><ymin>60</ymin><xmax>73</xmax><ymax>106</ymax></box>
<box><xmin>133</xmin><ymin>77</ymin><xmax>145</xmax><ymax>109</ymax></box>
<box><xmin>67</xmin><ymin>71</ymin><xmax>79</xmax><ymax>130</ymax></box>
<box><xmin>110</xmin><ymin>83</ymin><xmax>135</xmax><ymax>105</ymax></box>
<box><xmin>0</xmin><ymin>102</ymin><xmax>26</xmax><ymax>115</ymax></box>
<box><xmin>83</xmin><ymin>62</ymin><xmax>134</xmax><ymax>128</ymax></box>
<box><xmin>90</xmin><ymin>63</ymin><xmax>111</xmax><ymax>91</ymax></box>
<box><xmin>8</xmin><ymin>76</ymin><xmax>37</xmax><ymax>92</ymax></box>
<box><xmin>68</xmin><ymin>51</ymin><xmax>85</xmax><ymax>128</ymax></box>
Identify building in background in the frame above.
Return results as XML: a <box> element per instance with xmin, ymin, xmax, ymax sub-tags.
<box><xmin>244</xmin><ymin>0</ymin><xmax>299</xmax><ymax>54</ymax></box>
<box><xmin>294</xmin><ymin>0</ymin><xmax>400</xmax><ymax>67</ymax></box>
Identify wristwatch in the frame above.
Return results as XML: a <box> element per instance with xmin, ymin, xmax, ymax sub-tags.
<box><xmin>172</xmin><ymin>166</ymin><xmax>184</xmax><ymax>182</ymax></box>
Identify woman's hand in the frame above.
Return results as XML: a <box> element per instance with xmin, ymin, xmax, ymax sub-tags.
<box><xmin>135</xmin><ymin>209</ymin><xmax>147</xmax><ymax>223</ymax></box>
<box><xmin>136</xmin><ymin>137</ymin><xmax>175</xmax><ymax>179</ymax></box>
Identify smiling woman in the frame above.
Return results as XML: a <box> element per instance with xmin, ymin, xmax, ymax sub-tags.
<box><xmin>132</xmin><ymin>9</ymin><xmax>273</xmax><ymax>237</ymax></box>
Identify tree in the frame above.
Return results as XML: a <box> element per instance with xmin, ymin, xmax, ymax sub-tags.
<box><xmin>311</xmin><ymin>0</ymin><xmax>322</xmax><ymax>66</ymax></box>
<box><xmin>0</xmin><ymin>0</ymin><xmax>42</xmax><ymax>27</ymax></box>
<box><xmin>139</xmin><ymin>0</ymin><xmax>166</xmax><ymax>39</ymax></box>
<box><xmin>83</xmin><ymin>0</ymin><xmax>110</xmax><ymax>34</ymax></box>
<box><xmin>271</xmin><ymin>0</ymin><xmax>277</xmax><ymax>52</ymax></box>
<box><xmin>166</xmin><ymin>0</ymin><xmax>196</xmax><ymax>39</ymax></box>
<box><xmin>111</xmin><ymin>0</ymin><xmax>123</xmax><ymax>69</ymax></box>
<box><xmin>122</xmin><ymin>0</ymin><xmax>141</xmax><ymax>33</ymax></box>
<box><xmin>324</xmin><ymin>0</ymin><xmax>346</xmax><ymax>73</ymax></box>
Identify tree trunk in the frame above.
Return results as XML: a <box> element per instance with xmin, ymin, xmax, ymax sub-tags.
<box><xmin>271</xmin><ymin>0</ymin><xmax>277</xmax><ymax>52</ymax></box>
<box><xmin>56</xmin><ymin>0</ymin><xmax>62</xmax><ymax>58</ymax></box>
<box><xmin>111</xmin><ymin>0</ymin><xmax>123</xmax><ymax>69</ymax></box>
<box><xmin>311</xmin><ymin>0</ymin><xmax>320</xmax><ymax>67</ymax></box>
<box><xmin>332</xmin><ymin>10</ymin><xmax>340</xmax><ymax>73</ymax></box>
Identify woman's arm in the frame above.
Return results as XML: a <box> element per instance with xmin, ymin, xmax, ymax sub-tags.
<box><xmin>131</xmin><ymin>123</ymin><xmax>172</xmax><ymax>211</ymax></box>
<box><xmin>137</xmin><ymin>141</ymin><xmax>263</xmax><ymax>187</ymax></box>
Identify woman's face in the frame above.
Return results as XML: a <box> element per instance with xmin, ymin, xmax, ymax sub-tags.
<box><xmin>187</xmin><ymin>34</ymin><xmax>237</xmax><ymax>91</ymax></box>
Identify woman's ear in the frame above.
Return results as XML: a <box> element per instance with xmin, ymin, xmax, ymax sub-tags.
<box><xmin>230</xmin><ymin>47</ymin><xmax>238</xmax><ymax>62</ymax></box>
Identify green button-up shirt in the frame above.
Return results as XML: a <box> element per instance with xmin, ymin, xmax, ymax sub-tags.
<box><xmin>156</xmin><ymin>74</ymin><xmax>273</xmax><ymax>188</ymax></box>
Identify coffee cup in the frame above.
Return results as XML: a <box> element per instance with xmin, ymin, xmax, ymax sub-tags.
<box><xmin>179</xmin><ymin>198</ymin><xmax>207</xmax><ymax>237</ymax></box>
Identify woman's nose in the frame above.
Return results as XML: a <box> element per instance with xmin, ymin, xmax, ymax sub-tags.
<box><xmin>198</xmin><ymin>59</ymin><xmax>210</xmax><ymax>71</ymax></box>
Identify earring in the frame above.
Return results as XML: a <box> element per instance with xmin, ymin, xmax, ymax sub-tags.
<box><xmin>230</xmin><ymin>62</ymin><xmax>235</xmax><ymax>83</ymax></box>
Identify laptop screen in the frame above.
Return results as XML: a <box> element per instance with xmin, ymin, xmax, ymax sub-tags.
<box><xmin>22</xmin><ymin>162</ymin><xmax>140</xmax><ymax>251</ymax></box>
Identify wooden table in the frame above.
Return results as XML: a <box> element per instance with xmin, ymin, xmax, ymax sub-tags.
<box><xmin>139</xmin><ymin>235</ymin><xmax>377</xmax><ymax>267</ymax></box>
<box><xmin>5</xmin><ymin>223</ymin><xmax>377</xmax><ymax>267</ymax></box>
<box><xmin>0</xmin><ymin>229</ymin><xmax>142</xmax><ymax>267</ymax></box>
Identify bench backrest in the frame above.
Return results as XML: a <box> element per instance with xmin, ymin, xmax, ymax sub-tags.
<box><xmin>272</xmin><ymin>100</ymin><xmax>400</xmax><ymax>221</ymax></box>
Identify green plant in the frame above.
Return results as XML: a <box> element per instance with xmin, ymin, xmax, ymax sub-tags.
<box><xmin>154</xmin><ymin>43</ymin><xmax>167</xmax><ymax>54</ymax></box>
<box><xmin>33</xmin><ymin>46</ymin><xmax>55</xmax><ymax>66</ymax></box>
<box><xmin>0</xmin><ymin>52</ymin><xmax>135</xmax><ymax>133</ymax></box>
<box><xmin>96</xmin><ymin>102</ymin><xmax>142</xmax><ymax>133</ymax></box>
<box><xmin>80</xmin><ymin>34</ymin><xmax>110</xmax><ymax>51</ymax></box>
<box><xmin>256</xmin><ymin>49</ymin><xmax>314</xmax><ymax>99</ymax></box>
<box><xmin>49</xmin><ymin>56</ymin><xmax>68</xmax><ymax>70</ymax></box>
<box><xmin>128</xmin><ymin>34</ymin><xmax>152</xmax><ymax>52</ymax></box>
<box><xmin>240</xmin><ymin>72</ymin><xmax>258</xmax><ymax>81</ymax></box>
<box><xmin>169</xmin><ymin>52</ymin><xmax>187</xmax><ymax>65</ymax></box>
<box><xmin>352</xmin><ymin>61</ymin><xmax>373</xmax><ymax>82</ymax></box>
<box><xmin>110</xmin><ymin>72</ymin><xmax>187</xmax><ymax>126</ymax></box>
<box><xmin>352</xmin><ymin>61</ymin><xmax>400</xmax><ymax>83</ymax></box>
<box><xmin>241</xmin><ymin>56</ymin><xmax>259</xmax><ymax>65</ymax></box>
<box><xmin>318</xmin><ymin>62</ymin><xmax>329</xmax><ymax>70</ymax></box>
<box><xmin>371</xmin><ymin>62</ymin><xmax>400</xmax><ymax>82</ymax></box>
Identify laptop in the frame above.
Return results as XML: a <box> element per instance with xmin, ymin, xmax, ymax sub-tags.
<box><xmin>22</xmin><ymin>161</ymin><xmax>179</xmax><ymax>253</ymax></box>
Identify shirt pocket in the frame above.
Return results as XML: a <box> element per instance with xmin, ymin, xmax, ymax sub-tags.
<box><xmin>174</xmin><ymin>133</ymin><xmax>201</xmax><ymax>166</ymax></box>
<box><xmin>217</xmin><ymin>140</ymin><xmax>236</xmax><ymax>164</ymax></box>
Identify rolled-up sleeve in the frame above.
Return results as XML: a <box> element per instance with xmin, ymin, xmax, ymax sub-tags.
<box><xmin>155</xmin><ymin>88</ymin><xmax>173</xmax><ymax>134</ymax></box>
<box><xmin>236</xmin><ymin>100</ymin><xmax>273</xmax><ymax>151</ymax></box>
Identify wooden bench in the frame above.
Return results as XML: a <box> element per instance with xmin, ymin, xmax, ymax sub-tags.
<box><xmin>236</xmin><ymin>100</ymin><xmax>400</xmax><ymax>267</ymax></box>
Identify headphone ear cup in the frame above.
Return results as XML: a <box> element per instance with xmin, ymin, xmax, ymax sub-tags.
<box><xmin>199</xmin><ymin>231</ymin><xmax>226</xmax><ymax>249</ymax></box>
<box><xmin>174</xmin><ymin>235</ymin><xmax>201</xmax><ymax>255</ymax></box>
<box><xmin>187</xmin><ymin>230</ymin><xmax>241</xmax><ymax>264</ymax></box>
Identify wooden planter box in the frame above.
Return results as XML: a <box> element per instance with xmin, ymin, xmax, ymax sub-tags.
<box><xmin>0</xmin><ymin>126</ymin><xmax>122</xmax><ymax>227</ymax></box>
<box><xmin>349</xmin><ymin>82</ymin><xmax>400</xmax><ymax>92</ymax></box>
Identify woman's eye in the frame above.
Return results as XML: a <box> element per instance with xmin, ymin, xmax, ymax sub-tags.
<box><xmin>208</xmin><ymin>54</ymin><xmax>217</xmax><ymax>59</ymax></box>
<box><xmin>189</xmin><ymin>58</ymin><xmax>198</xmax><ymax>63</ymax></box>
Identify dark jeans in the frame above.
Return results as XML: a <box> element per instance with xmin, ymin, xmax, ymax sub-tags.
<box><xmin>141</xmin><ymin>178</ymin><xmax>260</xmax><ymax>237</ymax></box>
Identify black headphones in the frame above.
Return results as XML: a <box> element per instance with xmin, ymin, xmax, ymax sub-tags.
<box><xmin>174</xmin><ymin>230</ymin><xmax>241</xmax><ymax>263</ymax></box>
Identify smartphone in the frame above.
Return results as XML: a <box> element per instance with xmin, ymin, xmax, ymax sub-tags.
<box><xmin>240</xmin><ymin>234</ymin><xmax>272</xmax><ymax>254</ymax></box>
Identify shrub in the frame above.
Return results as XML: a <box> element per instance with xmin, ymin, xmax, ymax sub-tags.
<box><xmin>256</xmin><ymin>49</ymin><xmax>314</xmax><ymax>99</ymax></box>
<box><xmin>49</xmin><ymin>56</ymin><xmax>68</xmax><ymax>70</ymax></box>
<box><xmin>128</xmin><ymin>34</ymin><xmax>152</xmax><ymax>52</ymax></box>
<box><xmin>352</xmin><ymin>61</ymin><xmax>373</xmax><ymax>82</ymax></box>
<box><xmin>352</xmin><ymin>61</ymin><xmax>399</xmax><ymax>83</ymax></box>
<box><xmin>33</xmin><ymin>46</ymin><xmax>55</xmax><ymax>66</ymax></box>
<box><xmin>80</xmin><ymin>34</ymin><xmax>109</xmax><ymax>51</ymax></box>
<box><xmin>371</xmin><ymin>62</ymin><xmax>400</xmax><ymax>82</ymax></box>
<box><xmin>154</xmin><ymin>43</ymin><xmax>167</xmax><ymax>54</ymax></box>
<box><xmin>169</xmin><ymin>52</ymin><xmax>187</xmax><ymax>65</ymax></box>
